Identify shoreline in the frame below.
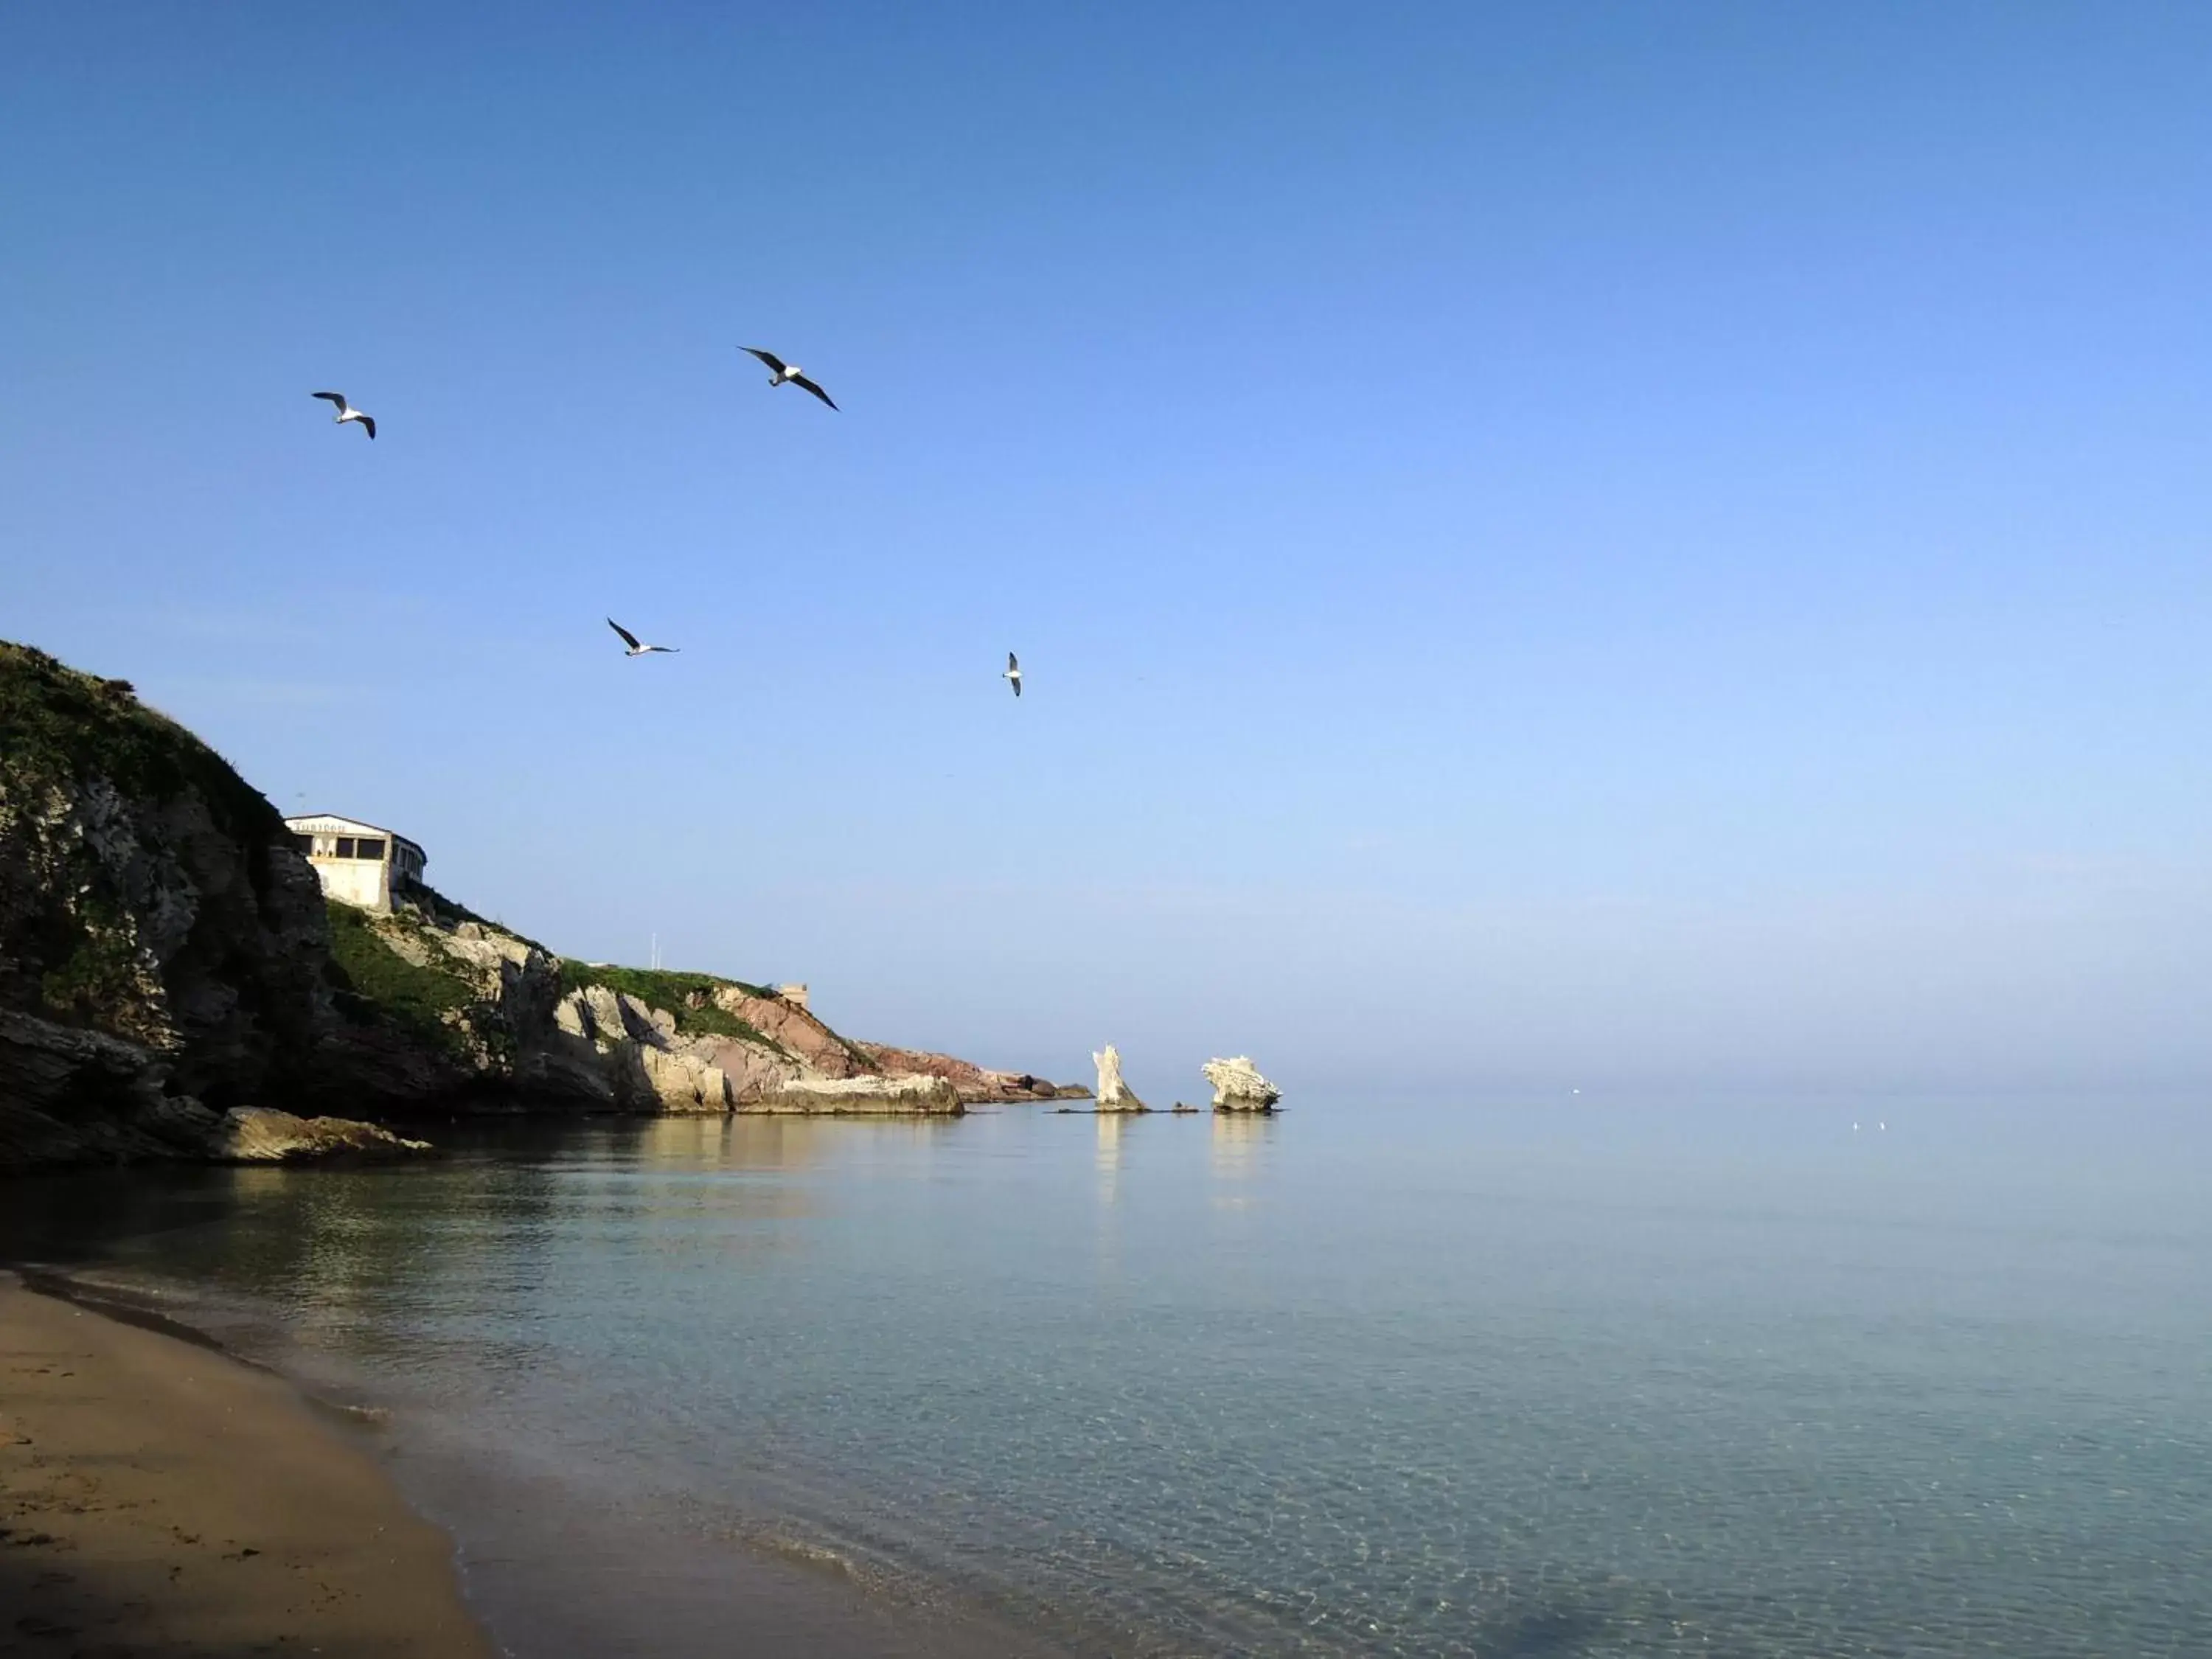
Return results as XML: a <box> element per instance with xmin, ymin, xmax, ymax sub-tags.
<box><xmin>1</xmin><ymin>1261</ymin><xmax>1088</xmax><ymax>1659</ymax></box>
<box><xmin>0</xmin><ymin>1267</ymin><xmax>494</xmax><ymax>1658</ymax></box>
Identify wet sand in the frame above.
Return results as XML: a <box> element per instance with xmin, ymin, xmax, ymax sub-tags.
<box><xmin>0</xmin><ymin>1269</ymin><xmax>493</xmax><ymax>1659</ymax></box>
<box><xmin>0</xmin><ymin>1266</ymin><xmax>1082</xmax><ymax>1659</ymax></box>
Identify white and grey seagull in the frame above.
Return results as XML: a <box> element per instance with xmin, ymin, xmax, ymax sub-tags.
<box><xmin>740</xmin><ymin>347</ymin><xmax>838</xmax><ymax>410</ymax></box>
<box><xmin>310</xmin><ymin>391</ymin><xmax>375</xmax><ymax>439</ymax></box>
<box><xmin>1004</xmin><ymin>652</ymin><xmax>1022</xmax><ymax>698</ymax></box>
<box><xmin>607</xmin><ymin>618</ymin><xmax>679</xmax><ymax>657</ymax></box>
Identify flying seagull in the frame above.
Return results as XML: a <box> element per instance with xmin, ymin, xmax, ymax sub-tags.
<box><xmin>1004</xmin><ymin>652</ymin><xmax>1022</xmax><ymax>698</ymax></box>
<box><xmin>310</xmin><ymin>392</ymin><xmax>375</xmax><ymax>439</ymax></box>
<box><xmin>740</xmin><ymin>347</ymin><xmax>838</xmax><ymax>410</ymax></box>
<box><xmin>607</xmin><ymin>618</ymin><xmax>679</xmax><ymax>657</ymax></box>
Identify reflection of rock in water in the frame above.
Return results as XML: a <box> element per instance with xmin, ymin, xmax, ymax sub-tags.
<box><xmin>595</xmin><ymin>1118</ymin><xmax>832</xmax><ymax>1235</ymax></box>
<box><xmin>1210</xmin><ymin>1108</ymin><xmax>1274</xmax><ymax>1178</ymax></box>
<box><xmin>722</xmin><ymin>1115</ymin><xmax>821</xmax><ymax>1171</ymax></box>
<box><xmin>1095</xmin><ymin>1110</ymin><xmax>1124</xmax><ymax>1203</ymax></box>
<box><xmin>637</xmin><ymin>1116</ymin><xmax>734</xmax><ymax>1166</ymax></box>
<box><xmin>210</xmin><ymin>1158</ymin><xmax>558</xmax><ymax>1339</ymax></box>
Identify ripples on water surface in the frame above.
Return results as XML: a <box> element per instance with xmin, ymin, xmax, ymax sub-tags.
<box><xmin>10</xmin><ymin>1099</ymin><xmax>2211</xmax><ymax>1656</ymax></box>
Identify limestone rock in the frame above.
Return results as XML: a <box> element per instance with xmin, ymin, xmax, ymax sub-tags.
<box><xmin>741</xmin><ymin>1074</ymin><xmax>964</xmax><ymax>1116</ymax></box>
<box><xmin>442</xmin><ymin>924</ymin><xmax>533</xmax><ymax>972</ymax></box>
<box><xmin>582</xmin><ymin>985</ymin><xmax>628</xmax><ymax>1041</ymax></box>
<box><xmin>221</xmin><ymin>1106</ymin><xmax>430</xmax><ymax>1163</ymax></box>
<box><xmin>701</xmin><ymin>1037</ymin><xmax>807</xmax><ymax>1105</ymax></box>
<box><xmin>1203</xmin><ymin>1055</ymin><xmax>1280</xmax><ymax>1111</ymax></box>
<box><xmin>552</xmin><ymin>989</ymin><xmax>593</xmax><ymax>1039</ymax></box>
<box><xmin>619</xmin><ymin>992</ymin><xmax>676</xmax><ymax>1045</ymax></box>
<box><xmin>1093</xmin><ymin>1043</ymin><xmax>1147</xmax><ymax>1113</ymax></box>
<box><xmin>639</xmin><ymin>1044</ymin><xmax>731</xmax><ymax>1113</ymax></box>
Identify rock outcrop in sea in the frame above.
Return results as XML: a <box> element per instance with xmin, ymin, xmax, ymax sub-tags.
<box><xmin>743</xmin><ymin>1074</ymin><xmax>963</xmax><ymax>1115</ymax></box>
<box><xmin>1203</xmin><ymin>1055</ymin><xmax>1281</xmax><ymax>1112</ymax></box>
<box><xmin>222</xmin><ymin>1106</ymin><xmax>430</xmax><ymax>1163</ymax></box>
<box><xmin>1093</xmin><ymin>1043</ymin><xmax>1147</xmax><ymax>1112</ymax></box>
<box><xmin>0</xmin><ymin>640</ymin><xmax>1076</xmax><ymax>1170</ymax></box>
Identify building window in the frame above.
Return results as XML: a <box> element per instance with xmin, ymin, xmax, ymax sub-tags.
<box><xmin>355</xmin><ymin>838</ymin><xmax>386</xmax><ymax>861</ymax></box>
<box><xmin>292</xmin><ymin>833</ymin><xmax>315</xmax><ymax>857</ymax></box>
<box><xmin>335</xmin><ymin>838</ymin><xmax>355</xmax><ymax>858</ymax></box>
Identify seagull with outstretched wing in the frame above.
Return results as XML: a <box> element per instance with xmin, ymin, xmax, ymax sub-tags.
<box><xmin>741</xmin><ymin>347</ymin><xmax>838</xmax><ymax>410</ymax></box>
<box><xmin>608</xmin><ymin>618</ymin><xmax>679</xmax><ymax>657</ymax></box>
<box><xmin>311</xmin><ymin>391</ymin><xmax>375</xmax><ymax>439</ymax></box>
<box><xmin>1004</xmin><ymin>652</ymin><xmax>1021</xmax><ymax>698</ymax></box>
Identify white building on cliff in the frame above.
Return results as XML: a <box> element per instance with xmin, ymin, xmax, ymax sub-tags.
<box><xmin>284</xmin><ymin>813</ymin><xmax>426</xmax><ymax>913</ymax></box>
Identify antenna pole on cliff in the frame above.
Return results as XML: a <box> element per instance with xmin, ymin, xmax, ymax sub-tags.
<box><xmin>650</xmin><ymin>931</ymin><xmax>660</xmax><ymax>970</ymax></box>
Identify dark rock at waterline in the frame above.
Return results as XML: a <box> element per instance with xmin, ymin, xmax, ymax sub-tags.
<box><xmin>0</xmin><ymin>1008</ymin><xmax>226</xmax><ymax>1171</ymax></box>
<box><xmin>0</xmin><ymin>1011</ymin><xmax>427</xmax><ymax>1171</ymax></box>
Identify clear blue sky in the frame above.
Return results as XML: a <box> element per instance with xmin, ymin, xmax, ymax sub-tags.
<box><xmin>4</xmin><ymin>4</ymin><xmax>2207</xmax><ymax>1099</ymax></box>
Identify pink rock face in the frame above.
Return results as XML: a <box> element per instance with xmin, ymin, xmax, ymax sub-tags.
<box><xmin>706</xmin><ymin>991</ymin><xmax>1074</xmax><ymax>1103</ymax></box>
<box><xmin>850</xmin><ymin>1044</ymin><xmax>1074</xmax><ymax>1103</ymax></box>
<box><xmin>700</xmin><ymin>1037</ymin><xmax>804</xmax><ymax>1105</ymax></box>
<box><xmin>853</xmin><ymin>1044</ymin><xmax>992</xmax><ymax>1090</ymax></box>
<box><xmin>710</xmin><ymin>988</ymin><xmax>872</xmax><ymax>1079</ymax></box>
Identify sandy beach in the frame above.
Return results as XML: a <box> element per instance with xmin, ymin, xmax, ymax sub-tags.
<box><xmin>0</xmin><ymin>1270</ymin><xmax>492</xmax><ymax>1659</ymax></box>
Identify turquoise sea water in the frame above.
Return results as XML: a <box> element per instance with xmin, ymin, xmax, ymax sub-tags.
<box><xmin>9</xmin><ymin>1098</ymin><xmax>2210</xmax><ymax>1656</ymax></box>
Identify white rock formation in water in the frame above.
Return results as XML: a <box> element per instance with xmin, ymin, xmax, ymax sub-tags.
<box><xmin>1093</xmin><ymin>1043</ymin><xmax>1147</xmax><ymax>1112</ymax></box>
<box><xmin>1203</xmin><ymin>1055</ymin><xmax>1280</xmax><ymax>1111</ymax></box>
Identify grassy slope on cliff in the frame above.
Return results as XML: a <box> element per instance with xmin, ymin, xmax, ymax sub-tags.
<box><xmin>0</xmin><ymin>643</ymin><xmax>282</xmax><ymax>846</ymax></box>
<box><xmin>554</xmin><ymin>961</ymin><xmax>783</xmax><ymax>1046</ymax></box>
<box><xmin>323</xmin><ymin>900</ymin><xmax>476</xmax><ymax>1057</ymax></box>
<box><xmin>551</xmin><ymin>965</ymin><xmax>885</xmax><ymax>1072</ymax></box>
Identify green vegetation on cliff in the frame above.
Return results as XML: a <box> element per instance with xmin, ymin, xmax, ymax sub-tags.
<box><xmin>323</xmin><ymin>900</ymin><xmax>475</xmax><ymax>1057</ymax></box>
<box><xmin>554</xmin><ymin>961</ymin><xmax>780</xmax><ymax>1044</ymax></box>
<box><xmin>0</xmin><ymin>643</ymin><xmax>281</xmax><ymax>845</ymax></box>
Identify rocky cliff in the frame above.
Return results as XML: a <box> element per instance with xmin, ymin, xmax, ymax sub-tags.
<box><xmin>0</xmin><ymin>645</ymin><xmax>335</xmax><ymax>1169</ymax></box>
<box><xmin>317</xmin><ymin>909</ymin><xmax>1065</xmax><ymax>1116</ymax></box>
<box><xmin>0</xmin><ymin>641</ymin><xmax>1076</xmax><ymax>1172</ymax></box>
<box><xmin>316</xmin><ymin>908</ymin><xmax>880</xmax><ymax>1116</ymax></box>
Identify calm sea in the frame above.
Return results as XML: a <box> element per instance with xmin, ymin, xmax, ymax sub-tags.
<box><xmin>7</xmin><ymin>1097</ymin><xmax>2210</xmax><ymax>1657</ymax></box>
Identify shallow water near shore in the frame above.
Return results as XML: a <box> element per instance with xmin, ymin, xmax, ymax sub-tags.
<box><xmin>7</xmin><ymin>1096</ymin><xmax>2211</xmax><ymax>1656</ymax></box>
